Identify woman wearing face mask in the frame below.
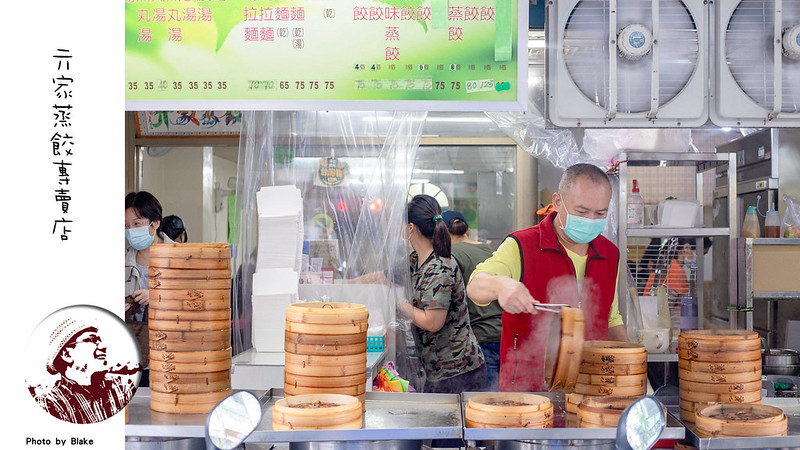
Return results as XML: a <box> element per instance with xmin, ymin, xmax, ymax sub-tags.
<box><xmin>124</xmin><ymin>191</ymin><xmax>175</xmax><ymax>364</ymax></box>
<box><xmin>643</xmin><ymin>238</ymin><xmax>695</xmax><ymax>296</ymax></box>
<box><xmin>396</xmin><ymin>194</ymin><xmax>486</xmax><ymax>394</ymax></box>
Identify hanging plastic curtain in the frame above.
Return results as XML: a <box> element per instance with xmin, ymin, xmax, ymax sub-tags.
<box><xmin>230</xmin><ymin>110</ymin><xmax>427</xmax><ymax>366</ymax></box>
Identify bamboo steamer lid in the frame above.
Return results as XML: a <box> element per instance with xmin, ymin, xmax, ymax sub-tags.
<box><xmin>150</xmin><ymin>388</ymin><xmax>231</xmax><ymax>414</ymax></box>
<box><xmin>284</xmin><ymin>382</ymin><xmax>367</xmax><ymax>397</ymax></box>
<box><xmin>679</xmin><ymin>388</ymin><xmax>761</xmax><ymax>404</ymax></box>
<box><xmin>678</xmin><ymin>348</ymin><xmax>761</xmax><ymax>362</ymax></box>
<box><xmin>694</xmin><ymin>403</ymin><xmax>787</xmax><ymax>438</ymax></box>
<box><xmin>547</xmin><ymin>307</ymin><xmax>585</xmax><ymax>392</ymax></box>
<box><xmin>678</xmin><ymin>358</ymin><xmax>761</xmax><ymax>373</ymax></box>
<box><xmin>573</xmin><ymin>382</ymin><xmax>646</xmax><ymax>397</ymax></box>
<box><xmin>148</xmin><ymin>267</ymin><xmax>232</xmax><ymax>280</ymax></box>
<box><xmin>680</xmin><ymin>398</ymin><xmax>764</xmax><ymax>423</ymax></box>
<box><xmin>149</xmin><ymin>329</ymin><xmax>231</xmax><ymax>352</ymax></box>
<box><xmin>679</xmin><ymin>379</ymin><xmax>762</xmax><ymax>395</ymax></box>
<box><xmin>577</xmin><ymin>396</ymin><xmax>639</xmax><ymax>428</ymax></box>
<box><xmin>149</xmin><ymin>308</ymin><xmax>231</xmax><ymax>322</ymax></box>
<box><xmin>678</xmin><ymin>367</ymin><xmax>762</xmax><ymax>384</ymax></box>
<box><xmin>285</xmin><ymin>331</ymin><xmax>367</xmax><ymax>346</ymax></box>
<box><xmin>150</xmin><ymin>357</ymin><xmax>232</xmax><ymax>374</ymax></box>
<box><xmin>678</xmin><ymin>332</ymin><xmax>761</xmax><ymax>353</ymax></box>
<box><xmin>581</xmin><ymin>341</ymin><xmax>647</xmax><ymax>365</ymax></box>
<box><xmin>150</xmin><ymin>348</ymin><xmax>232</xmax><ymax>364</ymax></box>
<box><xmin>465</xmin><ymin>393</ymin><xmax>554</xmax><ymax>428</ymax></box>
<box><xmin>272</xmin><ymin>394</ymin><xmax>362</xmax><ymax>430</ymax></box>
<box><xmin>150</xmin><ymin>277</ymin><xmax>231</xmax><ymax>290</ymax></box>
<box><xmin>285</xmin><ymin>372</ymin><xmax>366</xmax><ymax>389</ymax></box>
<box><xmin>576</xmin><ymin>373</ymin><xmax>648</xmax><ymax>388</ymax></box>
<box><xmin>285</xmin><ymin>340</ymin><xmax>367</xmax><ymax>356</ymax></box>
<box><xmin>579</xmin><ymin>361</ymin><xmax>647</xmax><ymax>375</ymax></box>
<box><xmin>149</xmin><ymin>369</ymin><xmax>230</xmax><ymax>394</ymax></box>
<box><xmin>680</xmin><ymin>329</ymin><xmax>760</xmax><ymax>343</ymax></box>
<box><xmin>150</xmin><ymin>243</ymin><xmax>232</xmax><ymax>259</ymax></box>
<box><xmin>285</xmin><ymin>302</ymin><xmax>369</xmax><ymax>324</ymax></box>
<box><xmin>149</xmin><ymin>257</ymin><xmax>231</xmax><ymax>270</ymax></box>
<box><xmin>149</xmin><ymin>319</ymin><xmax>230</xmax><ymax>332</ymax></box>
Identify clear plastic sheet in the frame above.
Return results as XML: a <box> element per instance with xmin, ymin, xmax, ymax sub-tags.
<box><xmin>231</xmin><ymin>111</ymin><xmax>427</xmax><ymax>387</ymax></box>
<box><xmin>582</xmin><ymin>129</ymin><xmax>697</xmax><ymax>162</ymax></box>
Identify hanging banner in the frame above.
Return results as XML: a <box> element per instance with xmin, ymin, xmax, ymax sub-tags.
<box><xmin>136</xmin><ymin>111</ymin><xmax>243</xmax><ymax>136</ymax></box>
<box><xmin>125</xmin><ymin>0</ymin><xmax>527</xmax><ymax>111</ymax></box>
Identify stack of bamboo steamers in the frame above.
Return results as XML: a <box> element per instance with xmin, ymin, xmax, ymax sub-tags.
<box><xmin>147</xmin><ymin>243</ymin><xmax>233</xmax><ymax>414</ymax></box>
<box><xmin>567</xmin><ymin>340</ymin><xmax>648</xmax><ymax>425</ymax></box>
<box><xmin>277</xmin><ymin>302</ymin><xmax>368</xmax><ymax>430</ymax></box>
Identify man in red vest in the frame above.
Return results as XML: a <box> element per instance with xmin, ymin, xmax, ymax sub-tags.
<box><xmin>467</xmin><ymin>163</ymin><xmax>628</xmax><ymax>392</ymax></box>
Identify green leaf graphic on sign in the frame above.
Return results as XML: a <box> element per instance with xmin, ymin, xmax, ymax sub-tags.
<box><xmin>213</xmin><ymin>3</ymin><xmax>245</xmax><ymax>52</ymax></box>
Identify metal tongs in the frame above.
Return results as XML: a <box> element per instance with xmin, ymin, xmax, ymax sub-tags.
<box><xmin>534</xmin><ymin>303</ymin><xmax>571</xmax><ymax>313</ymax></box>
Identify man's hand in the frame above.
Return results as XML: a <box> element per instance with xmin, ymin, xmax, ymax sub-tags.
<box><xmin>131</xmin><ymin>289</ymin><xmax>149</xmax><ymax>307</ymax></box>
<box><xmin>468</xmin><ymin>272</ymin><xmax>540</xmax><ymax>314</ymax></box>
<box><xmin>496</xmin><ymin>277</ymin><xmax>539</xmax><ymax>314</ymax></box>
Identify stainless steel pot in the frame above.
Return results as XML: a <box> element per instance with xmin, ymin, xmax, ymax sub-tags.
<box><xmin>762</xmin><ymin>348</ymin><xmax>800</xmax><ymax>375</ymax></box>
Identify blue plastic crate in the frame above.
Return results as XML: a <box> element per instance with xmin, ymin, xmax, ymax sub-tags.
<box><xmin>366</xmin><ymin>335</ymin><xmax>385</xmax><ymax>352</ymax></box>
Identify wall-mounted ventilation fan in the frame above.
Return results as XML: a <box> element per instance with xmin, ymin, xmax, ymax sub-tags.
<box><xmin>710</xmin><ymin>0</ymin><xmax>800</xmax><ymax>127</ymax></box>
<box><xmin>546</xmin><ymin>0</ymin><xmax>708</xmax><ymax>128</ymax></box>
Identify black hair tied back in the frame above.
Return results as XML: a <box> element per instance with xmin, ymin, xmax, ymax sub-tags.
<box><xmin>407</xmin><ymin>194</ymin><xmax>451</xmax><ymax>258</ymax></box>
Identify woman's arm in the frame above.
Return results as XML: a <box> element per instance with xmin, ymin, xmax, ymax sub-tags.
<box><xmin>397</xmin><ymin>301</ymin><xmax>447</xmax><ymax>332</ymax></box>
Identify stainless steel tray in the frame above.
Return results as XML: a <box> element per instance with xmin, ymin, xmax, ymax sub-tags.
<box><xmin>461</xmin><ymin>392</ymin><xmax>685</xmax><ymax>442</ymax></box>
<box><xmin>674</xmin><ymin>397</ymin><xmax>800</xmax><ymax>449</ymax></box>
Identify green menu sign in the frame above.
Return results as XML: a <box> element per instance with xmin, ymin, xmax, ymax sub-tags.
<box><xmin>125</xmin><ymin>0</ymin><xmax>527</xmax><ymax>111</ymax></box>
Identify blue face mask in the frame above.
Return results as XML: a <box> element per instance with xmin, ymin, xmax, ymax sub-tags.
<box><xmin>558</xmin><ymin>201</ymin><xmax>607</xmax><ymax>244</ymax></box>
<box><xmin>126</xmin><ymin>224</ymin><xmax>155</xmax><ymax>250</ymax></box>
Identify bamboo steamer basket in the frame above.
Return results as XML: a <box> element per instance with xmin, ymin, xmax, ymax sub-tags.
<box><xmin>573</xmin><ymin>382</ymin><xmax>646</xmax><ymax>397</ymax></box>
<box><xmin>149</xmin><ymin>329</ymin><xmax>231</xmax><ymax>352</ymax></box>
<box><xmin>678</xmin><ymin>358</ymin><xmax>761</xmax><ymax>373</ymax></box>
<box><xmin>149</xmin><ymin>277</ymin><xmax>231</xmax><ymax>290</ymax></box>
<box><xmin>149</xmin><ymin>369</ymin><xmax>230</xmax><ymax>394</ymax></box>
<box><xmin>284</xmin><ymin>352</ymin><xmax>367</xmax><ymax>377</ymax></box>
<box><xmin>577</xmin><ymin>396</ymin><xmax>640</xmax><ymax>428</ymax></box>
<box><xmin>678</xmin><ymin>367</ymin><xmax>762</xmax><ymax>384</ymax></box>
<box><xmin>679</xmin><ymin>379</ymin><xmax>762</xmax><ymax>395</ymax></box>
<box><xmin>150</xmin><ymin>356</ymin><xmax>232</xmax><ymax>374</ymax></box>
<box><xmin>576</xmin><ymin>373</ymin><xmax>648</xmax><ymax>388</ymax></box>
<box><xmin>149</xmin><ymin>257</ymin><xmax>231</xmax><ymax>270</ymax></box>
<box><xmin>581</xmin><ymin>341</ymin><xmax>648</xmax><ymax>365</ymax></box>
<box><xmin>678</xmin><ymin>331</ymin><xmax>761</xmax><ymax>353</ymax></box>
<box><xmin>150</xmin><ymin>348</ymin><xmax>232</xmax><ymax>364</ymax></box>
<box><xmin>285</xmin><ymin>320</ymin><xmax>369</xmax><ymax>335</ymax></box>
<box><xmin>546</xmin><ymin>307</ymin><xmax>585</xmax><ymax>392</ymax></box>
<box><xmin>271</xmin><ymin>394</ymin><xmax>362</xmax><ymax>430</ymax></box>
<box><xmin>565</xmin><ymin>392</ymin><xmax>586</xmax><ymax>414</ymax></box>
<box><xmin>694</xmin><ymin>403</ymin><xmax>787</xmax><ymax>438</ymax></box>
<box><xmin>284</xmin><ymin>382</ymin><xmax>367</xmax><ymax>397</ymax></box>
<box><xmin>149</xmin><ymin>319</ymin><xmax>230</xmax><ymax>332</ymax></box>
<box><xmin>579</xmin><ymin>361</ymin><xmax>648</xmax><ymax>375</ymax></box>
<box><xmin>150</xmin><ymin>388</ymin><xmax>231</xmax><ymax>414</ymax></box>
<box><xmin>679</xmin><ymin>398</ymin><xmax>763</xmax><ymax>423</ymax></box>
<box><xmin>465</xmin><ymin>393</ymin><xmax>554</xmax><ymax>428</ymax></box>
<box><xmin>148</xmin><ymin>267</ymin><xmax>232</xmax><ymax>280</ymax></box>
<box><xmin>285</xmin><ymin>372</ymin><xmax>366</xmax><ymax>389</ymax></box>
<box><xmin>150</xmin><ymin>296</ymin><xmax>230</xmax><ymax>311</ymax></box>
<box><xmin>149</xmin><ymin>288</ymin><xmax>230</xmax><ymax>301</ymax></box>
<box><xmin>678</xmin><ymin>348</ymin><xmax>761</xmax><ymax>362</ymax></box>
<box><xmin>150</xmin><ymin>243</ymin><xmax>232</xmax><ymax>259</ymax></box>
<box><xmin>285</xmin><ymin>340</ymin><xmax>367</xmax><ymax>356</ymax></box>
<box><xmin>149</xmin><ymin>308</ymin><xmax>231</xmax><ymax>322</ymax></box>
<box><xmin>679</xmin><ymin>388</ymin><xmax>761</xmax><ymax>404</ymax></box>
<box><xmin>285</xmin><ymin>331</ymin><xmax>367</xmax><ymax>346</ymax></box>
<box><xmin>285</xmin><ymin>302</ymin><xmax>369</xmax><ymax>324</ymax></box>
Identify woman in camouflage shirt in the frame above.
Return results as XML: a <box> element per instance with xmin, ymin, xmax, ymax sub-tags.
<box><xmin>397</xmin><ymin>194</ymin><xmax>486</xmax><ymax>393</ymax></box>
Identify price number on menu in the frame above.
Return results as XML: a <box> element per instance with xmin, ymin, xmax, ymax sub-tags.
<box><xmin>127</xmin><ymin>80</ymin><xmax>229</xmax><ymax>91</ymax></box>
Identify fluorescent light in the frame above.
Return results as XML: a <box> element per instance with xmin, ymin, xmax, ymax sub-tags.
<box><xmin>413</xmin><ymin>169</ymin><xmax>465</xmax><ymax>174</ymax></box>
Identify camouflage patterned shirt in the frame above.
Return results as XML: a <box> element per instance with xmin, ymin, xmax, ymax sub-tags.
<box><xmin>409</xmin><ymin>251</ymin><xmax>484</xmax><ymax>383</ymax></box>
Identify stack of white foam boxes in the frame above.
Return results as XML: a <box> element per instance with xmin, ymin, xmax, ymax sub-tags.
<box><xmin>251</xmin><ymin>185</ymin><xmax>303</xmax><ymax>352</ymax></box>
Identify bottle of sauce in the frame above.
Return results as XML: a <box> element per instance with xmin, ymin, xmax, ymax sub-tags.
<box><xmin>742</xmin><ymin>206</ymin><xmax>761</xmax><ymax>238</ymax></box>
<box><xmin>627</xmin><ymin>179</ymin><xmax>644</xmax><ymax>228</ymax></box>
<box><xmin>765</xmin><ymin>209</ymin><xmax>781</xmax><ymax>238</ymax></box>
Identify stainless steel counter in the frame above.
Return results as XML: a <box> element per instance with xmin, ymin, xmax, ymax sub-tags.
<box><xmin>670</xmin><ymin>397</ymin><xmax>800</xmax><ymax>449</ymax></box>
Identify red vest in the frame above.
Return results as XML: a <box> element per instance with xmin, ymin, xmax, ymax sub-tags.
<box><xmin>499</xmin><ymin>211</ymin><xmax>619</xmax><ymax>392</ymax></box>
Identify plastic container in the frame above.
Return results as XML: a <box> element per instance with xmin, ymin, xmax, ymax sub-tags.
<box><xmin>627</xmin><ymin>179</ymin><xmax>644</xmax><ymax>228</ymax></box>
<box><xmin>742</xmin><ymin>206</ymin><xmax>760</xmax><ymax>238</ymax></box>
<box><xmin>765</xmin><ymin>209</ymin><xmax>781</xmax><ymax>238</ymax></box>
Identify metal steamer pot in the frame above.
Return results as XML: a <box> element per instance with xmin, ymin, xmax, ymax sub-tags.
<box><xmin>762</xmin><ymin>348</ymin><xmax>800</xmax><ymax>376</ymax></box>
